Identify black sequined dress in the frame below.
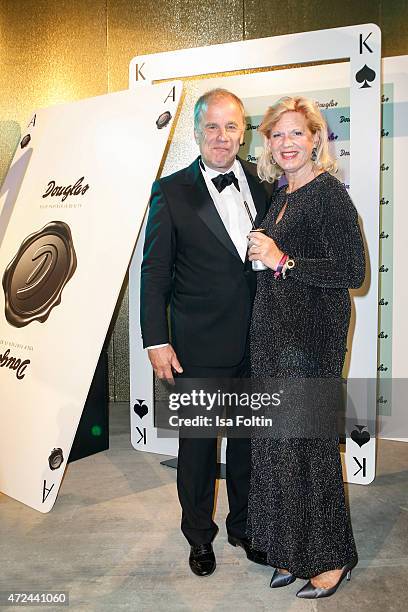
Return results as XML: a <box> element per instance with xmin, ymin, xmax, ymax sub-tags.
<box><xmin>248</xmin><ymin>172</ymin><xmax>364</xmax><ymax>578</ymax></box>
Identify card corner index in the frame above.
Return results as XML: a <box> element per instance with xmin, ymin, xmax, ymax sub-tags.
<box><xmin>161</xmin><ymin>80</ymin><xmax>183</xmax><ymax>100</ymax></box>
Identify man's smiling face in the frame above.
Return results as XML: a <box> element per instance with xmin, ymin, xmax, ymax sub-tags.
<box><xmin>194</xmin><ymin>97</ymin><xmax>244</xmax><ymax>172</ymax></box>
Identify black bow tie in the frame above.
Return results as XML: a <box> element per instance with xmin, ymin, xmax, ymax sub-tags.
<box><xmin>212</xmin><ymin>171</ymin><xmax>240</xmax><ymax>193</ymax></box>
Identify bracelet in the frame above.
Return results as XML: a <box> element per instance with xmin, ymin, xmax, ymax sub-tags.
<box><xmin>282</xmin><ymin>258</ymin><xmax>295</xmax><ymax>279</ymax></box>
<box><xmin>274</xmin><ymin>254</ymin><xmax>288</xmax><ymax>279</ymax></box>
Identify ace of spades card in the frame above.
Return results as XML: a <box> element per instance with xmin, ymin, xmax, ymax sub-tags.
<box><xmin>0</xmin><ymin>81</ymin><xmax>182</xmax><ymax>512</ymax></box>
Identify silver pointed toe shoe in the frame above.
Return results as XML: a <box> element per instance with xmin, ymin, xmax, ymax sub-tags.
<box><xmin>270</xmin><ymin>568</ymin><xmax>297</xmax><ymax>588</ymax></box>
<box><xmin>296</xmin><ymin>559</ymin><xmax>357</xmax><ymax>599</ymax></box>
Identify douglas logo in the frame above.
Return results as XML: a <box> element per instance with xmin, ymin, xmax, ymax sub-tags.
<box><xmin>2</xmin><ymin>221</ymin><xmax>77</xmax><ymax>327</ymax></box>
<box><xmin>0</xmin><ymin>348</ymin><xmax>30</xmax><ymax>380</ymax></box>
<box><xmin>316</xmin><ymin>99</ymin><xmax>338</xmax><ymax>109</ymax></box>
<box><xmin>42</xmin><ymin>176</ymin><xmax>89</xmax><ymax>202</ymax></box>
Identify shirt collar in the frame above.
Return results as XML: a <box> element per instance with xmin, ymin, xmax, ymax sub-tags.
<box><xmin>199</xmin><ymin>157</ymin><xmax>239</xmax><ymax>179</ymax></box>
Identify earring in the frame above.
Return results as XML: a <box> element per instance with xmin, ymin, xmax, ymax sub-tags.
<box><xmin>271</xmin><ymin>155</ymin><xmax>277</xmax><ymax>165</ymax></box>
<box><xmin>311</xmin><ymin>147</ymin><xmax>318</xmax><ymax>162</ymax></box>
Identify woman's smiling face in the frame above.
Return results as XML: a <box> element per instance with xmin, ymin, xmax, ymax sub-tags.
<box><xmin>267</xmin><ymin>111</ymin><xmax>318</xmax><ymax>176</ymax></box>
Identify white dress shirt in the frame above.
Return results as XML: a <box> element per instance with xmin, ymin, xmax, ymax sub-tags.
<box><xmin>147</xmin><ymin>158</ymin><xmax>257</xmax><ymax>349</ymax></box>
<box><xmin>200</xmin><ymin>158</ymin><xmax>257</xmax><ymax>261</ymax></box>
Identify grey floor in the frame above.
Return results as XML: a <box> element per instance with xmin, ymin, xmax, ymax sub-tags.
<box><xmin>1</xmin><ymin>402</ymin><xmax>407</xmax><ymax>612</ymax></box>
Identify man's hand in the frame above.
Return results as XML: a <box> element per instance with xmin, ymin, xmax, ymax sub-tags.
<box><xmin>147</xmin><ymin>344</ymin><xmax>183</xmax><ymax>383</ymax></box>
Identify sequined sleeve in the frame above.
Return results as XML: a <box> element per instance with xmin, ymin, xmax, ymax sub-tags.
<box><xmin>289</xmin><ymin>180</ymin><xmax>365</xmax><ymax>289</ymax></box>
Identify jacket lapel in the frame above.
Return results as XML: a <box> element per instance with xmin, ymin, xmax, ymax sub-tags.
<box><xmin>185</xmin><ymin>158</ymin><xmax>242</xmax><ymax>262</ymax></box>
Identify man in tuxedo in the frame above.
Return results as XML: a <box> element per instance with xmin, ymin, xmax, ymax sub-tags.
<box><xmin>140</xmin><ymin>88</ymin><xmax>273</xmax><ymax>576</ymax></box>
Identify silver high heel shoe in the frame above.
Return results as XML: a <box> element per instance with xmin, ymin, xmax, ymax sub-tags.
<box><xmin>296</xmin><ymin>559</ymin><xmax>357</xmax><ymax>599</ymax></box>
<box><xmin>270</xmin><ymin>568</ymin><xmax>296</xmax><ymax>588</ymax></box>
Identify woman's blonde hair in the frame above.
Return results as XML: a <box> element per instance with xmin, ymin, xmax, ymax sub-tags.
<box><xmin>257</xmin><ymin>96</ymin><xmax>337</xmax><ymax>182</ymax></box>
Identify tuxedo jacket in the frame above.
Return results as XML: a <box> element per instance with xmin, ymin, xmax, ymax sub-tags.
<box><xmin>140</xmin><ymin>157</ymin><xmax>274</xmax><ymax>368</ymax></box>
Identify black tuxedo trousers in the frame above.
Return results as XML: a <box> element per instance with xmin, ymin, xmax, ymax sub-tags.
<box><xmin>177</xmin><ymin>357</ymin><xmax>250</xmax><ymax>546</ymax></box>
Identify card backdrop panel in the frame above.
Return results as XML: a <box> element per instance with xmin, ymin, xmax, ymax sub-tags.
<box><xmin>128</xmin><ymin>25</ymin><xmax>381</xmax><ymax>485</ymax></box>
<box><xmin>377</xmin><ymin>55</ymin><xmax>408</xmax><ymax>442</ymax></box>
<box><xmin>0</xmin><ymin>82</ymin><xmax>182</xmax><ymax>512</ymax></box>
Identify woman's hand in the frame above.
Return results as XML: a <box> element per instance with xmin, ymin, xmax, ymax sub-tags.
<box><xmin>248</xmin><ymin>233</ymin><xmax>284</xmax><ymax>270</ymax></box>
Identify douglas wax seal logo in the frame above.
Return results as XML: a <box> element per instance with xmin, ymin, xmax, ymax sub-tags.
<box><xmin>20</xmin><ymin>134</ymin><xmax>31</xmax><ymax>148</ymax></box>
<box><xmin>48</xmin><ymin>448</ymin><xmax>64</xmax><ymax>470</ymax></box>
<box><xmin>2</xmin><ymin>221</ymin><xmax>77</xmax><ymax>328</ymax></box>
<box><xmin>156</xmin><ymin>111</ymin><xmax>172</xmax><ymax>129</ymax></box>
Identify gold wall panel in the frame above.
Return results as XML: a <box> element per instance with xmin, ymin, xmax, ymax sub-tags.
<box><xmin>244</xmin><ymin>0</ymin><xmax>380</xmax><ymax>40</ymax></box>
<box><xmin>381</xmin><ymin>0</ymin><xmax>408</xmax><ymax>56</ymax></box>
<box><xmin>244</xmin><ymin>0</ymin><xmax>408</xmax><ymax>58</ymax></box>
<box><xmin>0</xmin><ymin>0</ymin><xmax>407</xmax><ymax>401</ymax></box>
<box><xmin>107</xmin><ymin>0</ymin><xmax>244</xmax><ymax>91</ymax></box>
<box><xmin>0</xmin><ymin>0</ymin><xmax>107</xmax><ymax>183</ymax></box>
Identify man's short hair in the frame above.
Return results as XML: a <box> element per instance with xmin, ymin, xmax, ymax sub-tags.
<box><xmin>194</xmin><ymin>88</ymin><xmax>246</xmax><ymax>132</ymax></box>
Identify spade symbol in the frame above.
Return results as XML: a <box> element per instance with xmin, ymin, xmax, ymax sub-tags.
<box><xmin>133</xmin><ymin>399</ymin><xmax>148</xmax><ymax>419</ymax></box>
<box><xmin>355</xmin><ymin>65</ymin><xmax>376</xmax><ymax>88</ymax></box>
<box><xmin>350</xmin><ymin>424</ymin><xmax>370</xmax><ymax>447</ymax></box>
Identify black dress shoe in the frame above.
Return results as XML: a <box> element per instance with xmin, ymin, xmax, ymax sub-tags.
<box><xmin>270</xmin><ymin>568</ymin><xmax>296</xmax><ymax>588</ymax></box>
<box><xmin>189</xmin><ymin>543</ymin><xmax>216</xmax><ymax>577</ymax></box>
<box><xmin>227</xmin><ymin>535</ymin><xmax>268</xmax><ymax>565</ymax></box>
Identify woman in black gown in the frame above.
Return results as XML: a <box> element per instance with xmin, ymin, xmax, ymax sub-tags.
<box><xmin>247</xmin><ymin>96</ymin><xmax>365</xmax><ymax>599</ymax></box>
